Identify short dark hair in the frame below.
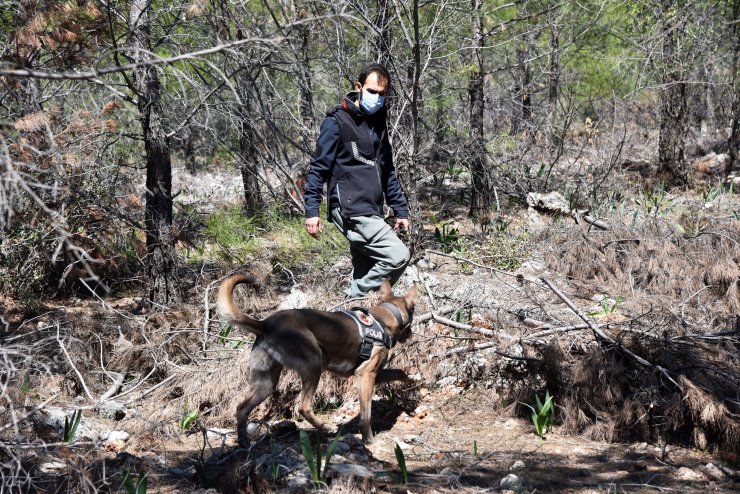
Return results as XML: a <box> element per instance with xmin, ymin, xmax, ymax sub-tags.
<box><xmin>358</xmin><ymin>63</ymin><xmax>391</xmax><ymax>88</ymax></box>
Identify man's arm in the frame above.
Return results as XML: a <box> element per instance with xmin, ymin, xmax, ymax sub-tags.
<box><xmin>304</xmin><ymin>116</ymin><xmax>339</xmax><ymax>237</ymax></box>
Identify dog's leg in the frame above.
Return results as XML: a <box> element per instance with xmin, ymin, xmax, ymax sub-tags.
<box><xmin>236</xmin><ymin>346</ymin><xmax>282</xmax><ymax>446</ymax></box>
<box><xmin>356</xmin><ymin>364</ymin><xmax>378</xmax><ymax>444</ymax></box>
<box><xmin>297</xmin><ymin>370</ymin><xmax>336</xmax><ymax>434</ymax></box>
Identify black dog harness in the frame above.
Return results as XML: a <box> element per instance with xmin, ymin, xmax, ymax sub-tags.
<box><xmin>338</xmin><ymin>303</ymin><xmax>408</xmax><ymax>363</ymax></box>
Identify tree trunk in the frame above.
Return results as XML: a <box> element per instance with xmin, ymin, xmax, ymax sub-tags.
<box><xmin>512</xmin><ymin>5</ymin><xmax>532</xmax><ymax>137</ymax></box>
<box><xmin>236</xmin><ymin>68</ymin><xmax>263</xmax><ymax>217</ymax></box>
<box><xmin>403</xmin><ymin>0</ymin><xmax>421</xmax><ymax>256</ymax></box>
<box><xmin>374</xmin><ymin>0</ymin><xmax>392</xmax><ymax>68</ymax></box>
<box><xmin>468</xmin><ymin>0</ymin><xmax>490</xmax><ymax>219</ymax></box>
<box><xmin>293</xmin><ymin>4</ymin><xmax>315</xmax><ymax>153</ymax></box>
<box><xmin>728</xmin><ymin>0</ymin><xmax>740</xmax><ymax>175</ymax></box>
<box><xmin>657</xmin><ymin>0</ymin><xmax>689</xmax><ymax>186</ymax></box>
<box><xmin>16</xmin><ymin>2</ymin><xmax>42</xmax><ymax>117</ymax></box>
<box><xmin>546</xmin><ymin>6</ymin><xmax>560</xmax><ymax>150</ymax></box>
<box><xmin>129</xmin><ymin>0</ymin><xmax>180</xmax><ymax>307</ymax></box>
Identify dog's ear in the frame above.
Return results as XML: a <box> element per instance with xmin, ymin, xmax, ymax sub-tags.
<box><xmin>405</xmin><ymin>285</ymin><xmax>417</xmax><ymax>308</ymax></box>
<box><xmin>379</xmin><ymin>279</ymin><xmax>393</xmax><ymax>301</ymax></box>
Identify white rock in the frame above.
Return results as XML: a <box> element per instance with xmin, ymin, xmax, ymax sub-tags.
<box><xmin>500</xmin><ymin>473</ymin><xmax>527</xmax><ymax>491</ymax></box>
<box><xmin>510</xmin><ymin>460</ymin><xmax>526</xmax><ymax>470</ymax></box>
<box><xmin>102</xmin><ymin>430</ymin><xmax>129</xmax><ymax>443</ymax></box>
<box><xmin>701</xmin><ymin>463</ymin><xmax>726</xmax><ymax>481</ymax></box>
<box><xmin>277</xmin><ymin>288</ymin><xmax>309</xmax><ymax>310</ymax></box>
<box><xmin>526</xmin><ymin>191</ymin><xmax>570</xmax><ymax>214</ymax></box>
<box><xmin>675</xmin><ymin>466</ymin><xmax>706</xmax><ymax>481</ymax></box>
<box><xmin>39</xmin><ymin>460</ymin><xmax>67</xmax><ymax>473</ymax></box>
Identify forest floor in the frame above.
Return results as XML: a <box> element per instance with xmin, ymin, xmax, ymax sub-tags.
<box><xmin>2</xmin><ymin>158</ymin><xmax>740</xmax><ymax>493</ymax></box>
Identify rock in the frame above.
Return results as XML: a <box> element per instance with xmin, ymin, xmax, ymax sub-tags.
<box><xmin>500</xmin><ymin>473</ymin><xmax>529</xmax><ymax>493</ymax></box>
<box><xmin>395</xmin><ymin>439</ymin><xmax>411</xmax><ymax>450</ymax></box>
<box><xmin>286</xmin><ymin>471</ymin><xmax>311</xmax><ymax>492</ymax></box>
<box><xmin>277</xmin><ymin>288</ymin><xmax>308</xmax><ymax>310</ymax></box>
<box><xmin>324</xmin><ymin>463</ymin><xmax>374</xmax><ymax>490</ymax></box>
<box><xmin>526</xmin><ymin>191</ymin><xmax>570</xmax><ymax>214</ymax></box>
<box><xmin>675</xmin><ymin>466</ymin><xmax>706</xmax><ymax>481</ymax></box>
<box><xmin>255</xmin><ymin>448</ymin><xmax>301</xmax><ymax>480</ymax></box>
<box><xmin>205</xmin><ymin>427</ymin><xmax>233</xmax><ymax>447</ymax></box>
<box><xmin>439</xmin><ymin>467</ymin><xmax>461</xmax><ymax>483</ymax></box>
<box><xmin>96</xmin><ymin>401</ymin><xmax>126</xmax><ymax>421</ymax></box>
<box><xmin>246</xmin><ymin>422</ymin><xmax>267</xmax><ymax>439</ymax></box>
<box><xmin>693</xmin><ymin>427</ymin><xmax>708</xmax><ymax>450</ymax></box>
<box><xmin>691</xmin><ymin>152</ymin><xmax>729</xmax><ymax>176</ymax></box>
<box><xmin>517</xmin><ymin>260</ymin><xmax>545</xmax><ymax>275</ymax></box>
<box><xmin>510</xmin><ymin>460</ymin><xmax>526</xmax><ymax>471</ymax></box>
<box><xmin>435</xmin><ymin>376</ymin><xmax>457</xmax><ymax>387</ymax></box>
<box><xmin>32</xmin><ymin>407</ymin><xmax>96</xmax><ymax>441</ymax></box>
<box><xmin>39</xmin><ymin>460</ymin><xmax>67</xmax><ymax>474</ymax></box>
<box><xmin>701</xmin><ymin>463</ymin><xmax>726</xmax><ymax>481</ymax></box>
<box><xmin>103</xmin><ymin>430</ymin><xmax>129</xmax><ymax>443</ymax></box>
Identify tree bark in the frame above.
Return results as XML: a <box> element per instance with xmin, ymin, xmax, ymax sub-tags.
<box><xmin>374</xmin><ymin>0</ymin><xmax>392</xmax><ymax>68</ymax></box>
<box><xmin>236</xmin><ymin>68</ymin><xmax>263</xmax><ymax>217</ymax></box>
<box><xmin>15</xmin><ymin>2</ymin><xmax>42</xmax><ymax>116</ymax></box>
<box><xmin>657</xmin><ymin>0</ymin><xmax>689</xmax><ymax>185</ymax></box>
<box><xmin>468</xmin><ymin>0</ymin><xmax>490</xmax><ymax>218</ymax></box>
<box><xmin>512</xmin><ymin>4</ymin><xmax>532</xmax><ymax>137</ymax></box>
<box><xmin>546</xmin><ymin>6</ymin><xmax>560</xmax><ymax>150</ymax></box>
<box><xmin>129</xmin><ymin>0</ymin><xmax>180</xmax><ymax>306</ymax></box>
<box><xmin>293</xmin><ymin>3</ymin><xmax>315</xmax><ymax>153</ymax></box>
<box><xmin>728</xmin><ymin>0</ymin><xmax>740</xmax><ymax>175</ymax></box>
<box><xmin>404</xmin><ymin>0</ymin><xmax>422</xmax><ymax>256</ymax></box>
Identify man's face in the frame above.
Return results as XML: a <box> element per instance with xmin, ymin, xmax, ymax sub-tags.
<box><xmin>355</xmin><ymin>72</ymin><xmax>388</xmax><ymax>97</ymax></box>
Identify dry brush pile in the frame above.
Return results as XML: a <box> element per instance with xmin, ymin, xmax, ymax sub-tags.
<box><xmin>533</xmin><ymin>214</ymin><xmax>740</xmax><ymax>451</ymax></box>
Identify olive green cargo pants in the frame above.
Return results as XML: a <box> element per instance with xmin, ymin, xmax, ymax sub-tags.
<box><xmin>331</xmin><ymin>209</ymin><xmax>410</xmax><ymax>297</ymax></box>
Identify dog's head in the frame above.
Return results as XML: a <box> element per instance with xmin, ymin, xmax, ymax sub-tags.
<box><xmin>378</xmin><ymin>280</ymin><xmax>417</xmax><ymax>343</ymax></box>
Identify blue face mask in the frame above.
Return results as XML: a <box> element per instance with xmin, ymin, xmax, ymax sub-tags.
<box><xmin>360</xmin><ymin>90</ymin><xmax>385</xmax><ymax>115</ymax></box>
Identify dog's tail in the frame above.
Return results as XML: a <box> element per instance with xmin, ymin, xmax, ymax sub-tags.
<box><xmin>216</xmin><ymin>274</ymin><xmax>265</xmax><ymax>334</ymax></box>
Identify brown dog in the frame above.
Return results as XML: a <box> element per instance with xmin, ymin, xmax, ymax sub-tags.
<box><xmin>217</xmin><ymin>274</ymin><xmax>418</xmax><ymax>444</ymax></box>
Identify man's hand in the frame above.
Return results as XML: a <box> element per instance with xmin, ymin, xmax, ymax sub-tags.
<box><xmin>305</xmin><ymin>216</ymin><xmax>323</xmax><ymax>238</ymax></box>
<box><xmin>394</xmin><ymin>218</ymin><xmax>409</xmax><ymax>232</ymax></box>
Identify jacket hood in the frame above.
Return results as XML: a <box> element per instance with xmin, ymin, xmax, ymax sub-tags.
<box><xmin>342</xmin><ymin>91</ymin><xmax>363</xmax><ymax>115</ymax></box>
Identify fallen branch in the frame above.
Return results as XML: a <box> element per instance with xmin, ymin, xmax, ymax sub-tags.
<box><xmin>575</xmin><ymin>212</ymin><xmax>610</xmax><ymax>231</ymax></box>
<box><xmin>431</xmin><ymin>314</ymin><xmax>495</xmax><ymax>337</ymax></box>
<box><xmin>99</xmin><ymin>372</ymin><xmax>126</xmax><ymax>402</ymax></box>
<box><xmin>414</xmin><ymin>306</ymin><xmax>456</xmax><ymax>324</ymax></box>
<box><xmin>421</xmin><ymin>275</ymin><xmax>438</xmax><ymax>310</ymax></box>
<box><xmin>540</xmin><ymin>277</ymin><xmax>682</xmax><ymax>391</ymax></box>
<box><xmin>56</xmin><ymin>322</ymin><xmax>95</xmax><ymax>402</ymax></box>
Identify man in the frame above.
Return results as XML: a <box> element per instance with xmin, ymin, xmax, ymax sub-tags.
<box><xmin>304</xmin><ymin>63</ymin><xmax>410</xmax><ymax>298</ymax></box>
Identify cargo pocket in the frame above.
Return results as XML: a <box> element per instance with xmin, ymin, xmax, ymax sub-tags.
<box><xmin>353</xmin><ymin>216</ymin><xmax>392</xmax><ymax>243</ymax></box>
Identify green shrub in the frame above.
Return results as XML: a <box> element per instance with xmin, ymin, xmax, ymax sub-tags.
<box><xmin>201</xmin><ymin>205</ymin><xmax>259</xmax><ymax>262</ymax></box>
